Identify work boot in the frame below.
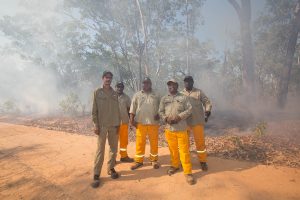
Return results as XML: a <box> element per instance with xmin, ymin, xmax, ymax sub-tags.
<box><xmin>185</xmin><ymin>174</ymin><xmax>196</xmax><ymax>185</ymax></box>
<box><xmin>108</xmin><ymin>168</ymin><xmax>120</xmax><ymax>179</ymax></box>
<box><xmin>200</xmin><ymin>162</ymin><xmax>208</xmax><ymax>171</ymax></box>
<box><xmin>151</xmin><ymin>161</ymin><xmax>160</xmax><ymax>169</ymax></box>
<box><xmin>91</xmin><ymin>175</ymin><xmax>100</xmax><ymax>188</ymax></box>
<box><xmin>167</xmin><ymin>166</ymin><xmax>179</xmax><ymax>176</ymax></box>
<box><xmin>131</xmin><ymin>162</ymin><xmax>143</xmax><ymax>170</ymax></box>
<box><xmin>120</xmin><ymin>156</ymin><xmax>134</xmax><ymax>163</ymax></box>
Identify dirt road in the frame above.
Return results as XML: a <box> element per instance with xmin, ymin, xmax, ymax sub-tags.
<box><xmin>0</xmin><ymin>122</ymin><xmax>299</xmax><ymax>200</ymax></box>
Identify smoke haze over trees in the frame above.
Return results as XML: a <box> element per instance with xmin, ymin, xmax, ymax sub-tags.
<box><xmin>0</xmin><ymin>0</ymin><xmax>299</xmax><ymax>115</ymax></box>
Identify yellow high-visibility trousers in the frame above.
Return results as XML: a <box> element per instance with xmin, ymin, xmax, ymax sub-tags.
<box><xmin>165</xmin><ymin>129</ymin><xmax>192</xmax><ymax>175</ymax></box>
<box><xmin>188</xmin><ymin>124</ymin><xmax>207</xmax><ymax>162</ymax></box>
<box><xmin>135</xmin><ymin>124</ymin><xmax>159</xmax><ymax>163</ymax></box>
<box><xmin>119</xmin><ymin>124</ymin><xmax>129</xmax><ymax>158</ymax></box>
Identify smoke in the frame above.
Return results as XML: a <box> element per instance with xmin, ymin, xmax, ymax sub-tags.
<box><xmin>0</xmin><ymin>0</ymin><xmax>299</xmax><ymax>125</ymax></box>
<box><xmin>0</xmin><ymin>53</ymin><xmax>62</xmax><ymax>114</ymax></box>
<box><xmin>0</xmin><ymin>0</ymin><xmax>67</xmax><ymax>114</ymax></box>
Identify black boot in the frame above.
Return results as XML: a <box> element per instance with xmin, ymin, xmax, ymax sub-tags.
<box><xmin>167</xmin><ymin>166</ymin><xmax>179</xmax><ymax>176</ymax></box>
<box><xmin>120</xmin><ymin>156</ymin><xmax>134</xmax><ymax>163</ymax></box>
<box><xmin>131</xmin><ymin>162</ymin><xmax>143</xmax><ymax>170</ymax></box>
<box><xmin>91</xmin><ymin>175</ymin><xmax>100</xmax><ymax>188</ymax></box>
<box><xmin>200</xmin><ymin>162</ymin><xmax>208</xmax><ymax>171</ymax></box>
<box><xmin>108</xmin><ymin>168</ymin><xmax>120</xmax><ymax>179</ymax></box>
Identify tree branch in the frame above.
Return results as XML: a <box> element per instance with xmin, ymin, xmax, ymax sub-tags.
<box><xmin>228</xmin><ymin>0</ymin><xmax>241</xmax><ymax>17</ymax></box>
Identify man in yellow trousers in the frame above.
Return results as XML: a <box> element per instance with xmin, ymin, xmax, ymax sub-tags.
<box><xmin>181</xmin><ymin>76</ymin><xmax>212</xmax><ymax>171</ymax></box>
<box><xmin>129</xmin><ymin>77</ymin><xmax>160</xmax><ymax>170</ymax></box>
<box><xmin>159</xmin><ymin>78</ymin><xmax>195</xmax><ymax>185</ymax></box>
<box><xmin>115</xmin><ymin>81</ymin><xmax>134</xmax><ymax>163</ymax></box>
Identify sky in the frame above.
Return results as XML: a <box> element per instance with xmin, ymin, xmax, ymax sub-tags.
<box><xmin>198</xmin><ymin>0</ymin><xmax>266</xmax><ymax>54</ymax></box>
<box><xmin>0</xmin><ymin>0</ymin><xmax>266</xmax><ymax>53</ymax></box>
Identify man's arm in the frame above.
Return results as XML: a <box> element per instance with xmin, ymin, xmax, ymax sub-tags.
<box><xmin>178</xmin><ymin>97</ymin><xmax>192</xmax><ymax>120</ymax></box>
<box><xmin>158</xmin><ymin>97</ymin><xmax>167</xmax><ymax>122</ymax></box>
<box><xmin>200</xmin><ymin>90</ymin><xmax>212</xmax><ymax>112</ymax></box>
<box><xmin>126</xmin><ymin>95</ymin><xmax>131</xmax><ymax>116</ymax></box>
<box><xmin>92</xmin><ymin>90</ymin><xmax>100</xmax><ymax>135</ymax></box>
<box><xmin>129</xmin><ymin>94</ymin><xmax>137</xmax><ymax>127</ymax></box>
<box><xmin>200</xmin><ymin>90</ymin><xmax>212</xmax><ymax>121</ymax></box>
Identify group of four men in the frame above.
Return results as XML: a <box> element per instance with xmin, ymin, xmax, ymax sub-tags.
<box><xmin>91</xmin><ymin>71</ymin><xmax>212</xmax><ymax>188</ymax></box>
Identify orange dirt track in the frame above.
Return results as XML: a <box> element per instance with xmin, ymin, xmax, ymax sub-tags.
<box><xmin>0</xmin><ymin>122</ymin><xmax>299</xmax><ymax>200</ymax></box>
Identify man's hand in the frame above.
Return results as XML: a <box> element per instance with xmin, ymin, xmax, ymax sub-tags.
<box><xmin>129</xmin><ymin>113</ymin><xmax>137</xmax><ymax>129</ymax></box>
<box><xmin>166</xmin><ymin>116</ymin><xmax>181</xmax><ymax>124</ymax></box>
<box><xmin>205</xmin><ymin>111</ymin><xmax>211</xmax><ymax>122</ymax></box>
<box><xmin>94</xmin><ymin>128</ymin><xmax>100</xmax><ymax>135</ymax></box>
<box><xmin>173</xmin><ymin>115</ymin><xmax>181</xmax><ymax>123</ymax></box>
<box><xmin>154</xmin><ymin>114</ymin><xmax>160</xmax><ymax>121</ymax></box>
<box><xmin>165</xmin><ymin>117</ymin><xmax>172</xmax><ymax>124</ymax></box>
<box><xmin>129</xmin><ymin>120</ymin><xmax>137</xmax><ymax>129</ymax></box>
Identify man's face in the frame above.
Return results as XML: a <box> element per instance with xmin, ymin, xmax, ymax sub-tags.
<box><xmin>102</xmin><ymin>74</ymin><xmax>113</xmax><ymax>86</ymax></box>
<box><xmin>142</xmin><ymin>81</ymin><xmax>152</xmax><ymax>91</ymax></box>
<box><xmin>168</xmin><ymin>82</ymin><xmax>178</xmax><ymax>94</ymax></box>
<box><xmin>116</xmin><ymin>84</ymin><xmax>124</xmax><ymax>94</ymax></box>
<box><xmin>184</xmin><ymin>79</ymin><xmax>193</xmax><ymax>90</ymax></box>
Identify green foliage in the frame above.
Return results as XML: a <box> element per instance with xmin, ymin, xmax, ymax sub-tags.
<box><xmin>252</xmin><ymin>121</ymin><xmax>267</xmax><ymax>137</ymax></box>
<box><xmin>5</xmin><ymin>0</ymin><xmax>300</xmax><ymax>112</ymax></box>
<box><xmin>0</xmin><ymin>100</ymin><xmax>20</xmax><ymax>114</ymax></box>
<box><xmin>230</xmin><ymin>135</ymin><xmax>242</xmax><ymax>147</ymax></box>
<box><xmin>59</xmin><ymin>93</ymin><xmax>83</xmax><ymax>116</ymax></box>
<box><xmin>254</xmin><ymin>0</ymin><xmax>300</xmax><ymax>97</ymax></box>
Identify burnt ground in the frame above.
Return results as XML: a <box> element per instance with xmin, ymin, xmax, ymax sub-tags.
<box><xmin>0</xmin><ymin>109</ymin><xmax>299</xmax><ymax>168</ymax></box>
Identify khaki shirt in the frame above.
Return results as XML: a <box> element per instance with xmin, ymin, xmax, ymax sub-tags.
<box><xmin>159</xmin><ymin>92</ymin><xmax>192</xmax><ymax>131</ymax></box>
<box><xmin>118</xmin><ymin>93</ymin><xmax>131</xmax><ymax>124</ymax></box>
<box><xmin>129</xmin><ymin>90</ymin><xmax>160</xmax><ymax>125</ymax></box>
<box><xmin>181</xmin><ymin>87</ymin><xmax>212</xmax><ymax>126</ymax></box>
<box><xmin>92</xmin><ymin>87</ymin><xmax>120</xmax><ymax>128</ymax></box>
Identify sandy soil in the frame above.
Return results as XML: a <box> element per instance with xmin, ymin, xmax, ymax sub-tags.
<box><xmin>0</xmin><ymin>122</ymin><xmax>299</xmax><ymax>200</ymax></box>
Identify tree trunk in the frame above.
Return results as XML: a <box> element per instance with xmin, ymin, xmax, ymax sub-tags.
<box><xmin>134</xmin><ymin>4</ymin><xmax>144</xmax><ymax>91</ymax></box>
<box><xmin>228</xmin><ymin>0</ymin><xmax>255</xmax><ymax>96</ymax></box>
<box><xmin>186</xmin><ymin>0</ymin><xmax>190</xmax><ymax>75</ymax></box>
<box><xmin>136</xmin><ymin>0</ymin><xmax>149</xmax><ymax>76</ymax></box>
<box><xmin>277</xmin><ymin>0</ymin><xmax>300</xmax><ymax>108</ymax></box>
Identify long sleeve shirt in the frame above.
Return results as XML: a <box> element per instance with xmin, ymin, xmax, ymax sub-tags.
<box><xmin>159</xmin><ymin>92</ymin><xmax>192</xmax><ymax>131</ymax></box>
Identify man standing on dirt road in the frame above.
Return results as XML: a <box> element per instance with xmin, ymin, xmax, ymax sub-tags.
<box><xmin>91</xmin><ymin>71</ymin><xmax>121</xmax><ymax>188</ymax></box>
<box><xmin>129</xmin><ymin>77</ymin><xmax>160</xmax><ymax>170</ymax></box>
<box><xmin>115</xmin><ymin>81</ymin><xmax>134</xmax><ymax>163</ymax></box>
<box><xmin>159</xmin><ymin>78</ymin><xmax>195</xmax><ymax>185</ymax></box>
<box><xmin>181</xmin><ymin>75</ymin><xmax>212</xmax><ymax>171</ymax></box>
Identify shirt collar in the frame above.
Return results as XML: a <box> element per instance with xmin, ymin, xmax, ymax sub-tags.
<box><xmin>184</xmin><ymin>87</ymin><xmax>195</xmax><ymax>93</ymax></box>
<box><xmin>168</xmin><ymin>92</ymin><xmax>180</xmax><ymax>97</ymax></box>
<box><xmin>141</xmin><ymin>89</ymin><xmax>153</xmax><ymax>94</ymax></box>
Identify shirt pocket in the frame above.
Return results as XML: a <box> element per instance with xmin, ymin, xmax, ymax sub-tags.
<box><xmin>97</xmin><ymin>93</ymin><xmax>107</xmax><ymax>101</ymax></box>
<box><xmin>190</xmin><ymin>96</ymin><xmax>201</xmax><ymax>106</ymax></box>
<box><xmin>111</xmin><ymin>94</ymin><xmax>119</xmax><ymax>102</ymax></box>
<box><xmin>176</xmin><ymin>99</ymin><xmax>185</xmax><ymax>112</ymax></box>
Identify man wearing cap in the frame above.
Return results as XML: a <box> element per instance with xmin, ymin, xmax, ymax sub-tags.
<box><xmin>129</xmin><ymin>77</ymin><xmax>160</xmax><ymax>170</ymax></box>
<box><xmin>159</xmin><ymin>78</ymin><xmax>195</xmax><ymax>185</ymax></box>
<box><xmin>181</xmin><ymin>75</ymin><xmax>212</xmax><ymax>171</ymax></box>
<box><xmin>91</xmin><ymin>71</ymin><xmax>121</xmax><ymax>188</ymax></box>
<box><xmin>115</xmin><ymin>81</ymin><xmax>134</xmax><ymax>163</ymax></box>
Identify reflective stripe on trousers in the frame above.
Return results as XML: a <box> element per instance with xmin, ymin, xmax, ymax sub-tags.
<box><xmin>165</xmin><ymin>129</ymin><xmax>192</xmax><ymax>175</ymax></box>
<box><xmin>134</xmin><ymin>124</ymin><xmax>159</xmax><ymax>163</ymax></box>
<box><xmin>188</xmin><ymin>124</ymin><xmax>207</xmax><ymax>162</ymax></box>
<box><xmin>119</xmin><ymin>124</ymin><xmax>129</xmax><ymax>158</ymax></box>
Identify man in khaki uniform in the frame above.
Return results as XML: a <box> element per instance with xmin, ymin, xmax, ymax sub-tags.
<box><xmin>159</xmin><ymin>79</ymin><xmax>195</xmax><ymax>185</ymax></box>
<box><xmin>181</xmin><ymin>76</ymin><xmax>212</xmax><ymax>171</ymax></box>
<box><xmin>91</xmin><ymin>71</ymin><xmax>121</xmax><ymax>188</ymax></box>
<box><xmin>129</xmin><ymin>77</ymin><xmax>160</xmax><ymax>170</ymax></box>
<box><xmin>115</xmin><ymin>81</ymin><xmax>134</xmax><ymax>162</ymax></box>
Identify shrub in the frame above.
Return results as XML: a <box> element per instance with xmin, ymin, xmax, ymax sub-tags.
<box><xmin>59</xmin><ymin>92</ymin><xmax>82</xmax><ymax>116</ymax></box>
